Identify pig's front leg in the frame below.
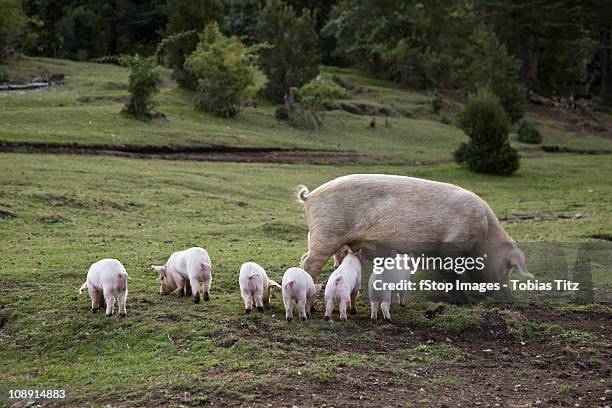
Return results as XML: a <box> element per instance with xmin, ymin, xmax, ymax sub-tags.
<box><xmin>89</xmin><ymin>286</ymin><xmax>102</xmax><ymax>313</ymax></box>
<box><xmin>175</xmin><ymin>275</ymin><xmax>186</xmax><ymax>297</ymax></box>
<box><xmin>189</xmin><ymin>277</ymin><xmax>201</xmax><ymax>303</ymax></box>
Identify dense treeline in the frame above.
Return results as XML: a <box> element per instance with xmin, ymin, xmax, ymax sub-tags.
<box><xmin>1</xmin><ymin>0</ymin><xmax>610</xmax><ymax>105</ymax></box>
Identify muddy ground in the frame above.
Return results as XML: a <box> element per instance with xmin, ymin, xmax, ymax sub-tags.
<box><xmin>137</xmin><ymin>306</ymin><xmax>611</xmax><ymax>408</ymax></box>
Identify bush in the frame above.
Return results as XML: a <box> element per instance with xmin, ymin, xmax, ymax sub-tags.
<box><xmin>286</xmin><ymin>75</ymin><xmax>346</xmax><ymax>130</ymax></box>
<box><xmin>257</xmin><ymin>0</ymin><xmax>320</xmax><ymax>102</ymax></box>
<box><xmin>120</xmin><ymin>55</ymin><xmax>163</xmax><ymax>119</ymax></box>
<box><xmin>185</xmin><ymin>23</ymin><xmax>257</xmax><ymax>118</ymax></box>
<box><xmin>454</xmin><ymin>88</ymin><xmax>519</xmax><ymax>176</ymax></box>
<box><xmin>456</xmin><ymin>27</ymin><xmax>526</xmax><ymax>123</ymax></box>
<box><xmin>516</xmin><ymin>120</ymin><xmax>543</xmax><ymax>144</ymax></box>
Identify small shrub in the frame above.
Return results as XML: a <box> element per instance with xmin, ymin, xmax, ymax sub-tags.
<box><xmin>185</xmin><ymin>23</ymin><xmax>257</xmax><ymax>118</ymax></box>
<box><xmin>517</xmin><ymin>120</ymin><xmax>543</xmax><ymax>144</ymax></box>
<box><xmin>120</xmin><ymin>55</ymin><xmax>163</xmax><ymax>119</ymax></box>
<box><xmin>454</xmin><ymin>88</ymin><xmax>519</xmax><ymax>176</ymax></box>
<box><xmin>286</xmin><ymin>75</ymin><xmax>346</xmax><ymax>130</ymax></box>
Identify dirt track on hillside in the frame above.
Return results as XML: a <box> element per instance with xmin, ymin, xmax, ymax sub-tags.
<box><xmin>0</xmin><ymin>141</ymin><xmax>366</xmax><ymax>164</ymax></box>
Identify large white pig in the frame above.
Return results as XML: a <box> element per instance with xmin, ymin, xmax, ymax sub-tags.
<box><xmin>79</xmin><ymin>258</ymin><xmax>128</xmax><ymax>317</ymax></box>
<box><xmin>281</xmin><ymin>267</ymin><xmax>322</xmax><ymax>321</ymax></box>
<box><xmin>238</xmin><ymin>262</ymin><xmax>281</xmax><ymax>313</ymax></box>
<box><xmin>297</xmin><ymin>174</ymin><xmax>532</xmax><ymax>301</ymax></box>
<box><xmin>151</xmin><ymin>247</ymin><xmax>212</xmax><ymax>303</ymax></box>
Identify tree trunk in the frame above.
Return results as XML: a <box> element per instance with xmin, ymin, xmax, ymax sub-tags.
<box><xmin>519</xmin><ymin>33</ymin><xmax>539</xmax><ymax>92</ymax></box>
<box><xmin>601</xmin><ymin>26</ymin><xmax>612</xmax><ymax>107</ymax></box>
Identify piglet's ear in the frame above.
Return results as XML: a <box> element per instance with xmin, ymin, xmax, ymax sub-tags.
<box><xmin>151</xmin><ymin>265</ymin><xmax>166</xmax><ymax>274</ymax></box>
<box><xmin>268</xmin><ymin>279</ymin><xmax>282</xmax><ymax>289</ymax></box>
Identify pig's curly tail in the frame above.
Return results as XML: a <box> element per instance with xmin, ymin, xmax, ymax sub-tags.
<box><xmin>296</xmin><ymin>185</ymin><xmax>309</xmax><ymax>203</ymax></box>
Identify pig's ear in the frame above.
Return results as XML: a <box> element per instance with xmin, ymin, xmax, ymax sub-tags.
<box><xmin>505</xmin><ymin>247</ymin><xmax>533</xmax><ymax>279</ymax></box>
<box><xmin>268</xmin><ymin>279</ymin><xmax>282</xmax><ymax>289</ymax></box>
<box><xmin>151</xmin><ymin>265</ymin><xmax>166</xmax><ymax>275</ymax></box>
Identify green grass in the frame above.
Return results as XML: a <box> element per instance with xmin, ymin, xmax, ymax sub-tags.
<box><xmin>1</xmin><ymin>152</ymin><xmax>610</xmax><ymax>404</ymax></box>
<box><xmin>1</xmin><ymin>55</ymin><xmax>611</xmax><ymax>405</ymax></box>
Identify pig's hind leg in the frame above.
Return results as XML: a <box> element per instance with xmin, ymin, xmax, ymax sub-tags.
<box><xmin>339</xmin><ymin>297</ymin><xmax>349</xmax><ymax>321</ymax></box>
<box><xmin>370</xmin><ymin>301</ymin><xmax>379</xmax><ymax>321</ymax></box>
<box><xmin>297</xmin><ymin>296</ymin><xmax>308</xmax><ymax>321</ymax></box>
<box><xmin>381</xmin><ymin>301</ymin><xmax>392</xmax><ymax>321</ymax></box>
<box><xmin>103</xmin><ymin>287</ymin><xmax>116</xmax><ymax>316</ymax></box>
<box><xmin>254</xmin><ymin>289</ymin><xmax>264</xmax><ymax>312</ymax></box>
<box><xmin>118</xmin><ymin>288</ymin><xmax>127</xmax><ymax>318</ymax></box>
<box><xmin>301</xmin><ymin>233</ymin><xmax>338</xmax><ymax>277</ymax></box>
<box><xmin>349</xmin><ymin>288</ymin><xmax>359</xmax><ymax>314</ymax></box>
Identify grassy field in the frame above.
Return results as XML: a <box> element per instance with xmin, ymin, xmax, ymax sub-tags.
<box><xmin>1</xmin><ymin>55</ymin><xmax>611</xmax><ymax>406</ymax></box>
<box><xmin>0</xmin><ymin>153</ymin><xmax>610</xmax><ymax>406</ymax></box>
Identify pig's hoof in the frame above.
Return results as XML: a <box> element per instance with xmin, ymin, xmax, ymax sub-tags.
<box><xmin>350</xmin><ymin>308</ymin><xmax>357</xmax><ymax>315</ymax></box>
<box><xmin>300</xmin><ymin>316</ymin><xmax>307</xmax><ymax>321</ymax></box>
<box><xmin>106</xmin><ymin>313</ymin><xmax>113</xmax><ymax>317</ymax></box>
<box><xmin>257</xmin><ymin>307</ymin><xmax>264</xmax><ymax>312</ymax></box>
<box><xmin>245</xmin><ymin>308</ymin><xmax>252</xmax><ymax>314</ymax></box>
<box><xmin>119</xmin><ymin>313</ymin><xmax>126</xmax><ymax>318</ymax></box>
<box><xmin>371</xmin><ymin>317</ymin><xmax>377</xmax><ymax>322</ymax></box>
<box><xmin>286</xmin><ymin>317</ymin><xmax>292</xmax><ymax>322</ymax></box>
<box><xmin>310</xmin><ymin>306</ymin><xmax>318</xmax><ymax>312</ymax></box>
<box><xmin>91</xmin><ymin>308</ymin><xmax>98</xmax><ymax>313</ymax></box>
<box><xmin>400</xmin><ymin>303</ymin><xmax>406</xmax><ymax>307</ymax></box>
<box><xmin>324</xmin><ymin>315</ymin><xmax>330</xmax><ymax>321</ymax></box>
<box><xmin>204</xmin><ymin>292</ymin><xmax>210</xmax><ymax>302</ymax></box>
<box><xmin>192</xmin><ymin>294</ymin><xmax>200</xmax><ymax>304</ymax></box>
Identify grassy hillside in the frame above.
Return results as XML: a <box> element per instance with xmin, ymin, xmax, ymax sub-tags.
<box><xmin>2</xmin><ymin>57</ymin><xmax>611</xmax><ymax>165</ymax></box>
